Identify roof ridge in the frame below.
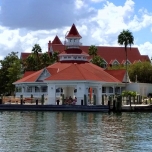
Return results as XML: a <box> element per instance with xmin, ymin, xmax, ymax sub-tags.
<box><xmin>75</xmin><ymin>64</ymin><xmax>87</xmax><ymax>80</ymax></box>
<box><xmin>77</xmin><ymin>63</ymin><xmax>104</xmax><ymax>80</ymax></box>
<box><xmin>82</xmin><ymin>63</ymin><xmax>121</xmax><ymax>82</ymax></box>
<box><xmin>44</xmin><ymin>63</ymin><xmax>72</xmax><ymax>79</ymax></box>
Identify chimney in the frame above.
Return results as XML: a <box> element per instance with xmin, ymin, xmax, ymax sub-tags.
<box><xmin>48</xmin><ymin>40</ymin><xmax>51</xmax><ymax>53</ymax></box>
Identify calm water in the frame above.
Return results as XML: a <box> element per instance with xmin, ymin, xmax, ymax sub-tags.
<box><xmin>0</xmin><ymin>111</ymin><xmax>152</xmax><ymax>152</ymax></box>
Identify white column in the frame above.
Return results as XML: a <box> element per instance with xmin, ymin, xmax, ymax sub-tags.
<box><xmin>120</xmin><ymin>87</ymin><xmax>122</xmax><ymax>94</ymax></box>
<box><xmin>85</xmin><ymin>86</ymin><xmax>89</xmax><ymax>105</ymax></box>
<box><xmin>113</xmin><ymin>86</ymin><xmax>115</xmax><ymax>94</ymax></box>
<box><xmin>97</xmin><ymin>86</ymin><xmax>102</xmax><ymax>105</ymax></box>
<box><xmin>22</xmin><ymin>85</ymin><xmax>25</xmax><ymax>94</ymax></box>
<box><xmin>76</xmin><ymin>83</ymin><xmax>86</xmax><ymax>105</ymax></box>
<box><xmin>47</xmin><ymin>84</ymin><xmax>56</xmax><ymax>105</ymax></box>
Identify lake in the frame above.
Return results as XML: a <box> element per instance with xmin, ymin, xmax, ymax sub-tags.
<box><xmin>0</xmin><ymin>111</ymin><xmax>152</xmax><ymax>152</ymax></box>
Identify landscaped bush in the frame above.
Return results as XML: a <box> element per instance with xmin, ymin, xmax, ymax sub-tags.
<box><xmin>122</xmin><ymin>91</ymin><xmax>137</xmax><ymax>97</ymax></box>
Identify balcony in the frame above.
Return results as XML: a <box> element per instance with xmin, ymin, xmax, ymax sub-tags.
<box><xmin>64</xmin><ymin>41</ymin><xmax>82</xmax><ymax>48</ymax></box>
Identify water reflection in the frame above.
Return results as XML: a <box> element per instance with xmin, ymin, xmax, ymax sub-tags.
<box><xmin>0</xmin><ymin>111</ymin><xmax>152</xmax><ymax>151</ymax></box>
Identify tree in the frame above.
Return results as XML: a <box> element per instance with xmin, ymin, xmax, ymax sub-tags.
<box><xmin>118</xmin><ymin>29</ymin><xmax>134</xmax><ymax>84</ymax></box>
<box><xmin>40</xmin><ymin>52</ymin><xmax>52</xmax><ymax>68</ymax></box>
<box><xmin>31</xmin><ymin>44</ymin><xmax>42</xmax><ymax>66</ymax></box>
<box><xmin>128</xmin><ymin>61</ymin><xmax>152</xmax><ymax>83</ymax></box>
<box><xmin>88</xmin><ymin>45</ymin><xmax>97</xmax><ymax>58</ymax></box>
<box><xmin>24</xmin><ymin>54</ymin><xmax>38</xmax><ymax>71</ymax></box>
<box><xmin>50</xmin><ymin>51</ymin><xmax>59</xmax><ymax>64</ymax></box>
<box><xmin>91</xmin><ymin>55</ymin><xmax>104</xmax><ymax>68</ymax></box>
<box><xmin>0</xmin><ymin>52</ymin><xmax>21</xmax><ymax>95</ymax></box>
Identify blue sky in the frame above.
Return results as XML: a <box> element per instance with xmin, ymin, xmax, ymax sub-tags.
<box><xmin>0</xmin><ymin>0</ymin><xmax>152</xmax><ymax>59</ymax></box>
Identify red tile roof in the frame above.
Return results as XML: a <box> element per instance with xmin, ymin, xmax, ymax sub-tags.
<box><xmin>14</xmin><ymin>69</ymin><xmax>43</xmax><ymax>83</ymax></box>
<box><xmin>105</xmin><ymin>69</ymin><xmax>126</xmax><ymax>82</ymax></box>
<box><xmin>52</xmin><ymin>36</ymin><xmax>62</xmax><ymax>45</ymax></box>
<box><xmin>20</xmin><ymin>52</ymin><xmax>31</xmax><ymax>60</ymax></box>
<box><xmin>59</xmin><ymin>48</ymin><xmax>88</xmax><ymax>55</ymax></box>
<box><xmin>66</xmin><ymin>24</ymin><xmax>82</xmax><ymax>38</ymax></box>
<box><xmin>22</xmin><ymin>71</ymin><xmax>36</xmax><ymax>78</ymax></box>
<box><xmin>45</xmin><ymin>62</ymin><xmax>121</xmax><ymax>82</ymax></box>
<box><xmin>14</xmin><ymin>62</ymin><xmax>121</xmax><ymax>83</ymax></box>
<box><xmin>20</xmin><ymin>44</ymin><xmax>150</xmax><ymax>64</ymax></box>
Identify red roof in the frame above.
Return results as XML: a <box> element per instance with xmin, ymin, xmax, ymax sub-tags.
<box><xmin>59</xmin><ymin>48</ymin><xmax>88</xmax><ymax>55</ymax></box>
<box><xmin>14</xmin><ymin>62</ymin><xmax>122</xmax><ymax>83</ymax></box>
<box><xmin>66</xmin><ymin>24</ymin><xmax>82</xmax><ymax>38</ymax></box>
<box><xmin>52</xmin><ymin>36</ymin><xmax>62</xmax><ymax>45</ymax></box>
<box><xmin>14</xmin><ymin>69</ymin><xmax>43</xmax><ymax>83</ymax></box>
<box><xmin>22</xmin><ymin>71</ymin><xmax>36</xmax><ymax>78</ymax></box>
<box><xmin>20</xmin><ymin>52</ymin><xmax>31</xmax><ymax>60</ymax></box>
<box><xmin>20</xmin><ymin>44</ymin><xmax>150</xmax><ymax>64</ymax></box>
<box><xmin>105</xmin><ymin>69</ymin><xmax>126</xmax><ymax>82</ymax></box>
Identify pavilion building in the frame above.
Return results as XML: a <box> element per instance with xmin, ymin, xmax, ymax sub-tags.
<box><xmin>14</xmin><ymin>24</ymin><xmax>151</xmax><ymax>104</ymax></box>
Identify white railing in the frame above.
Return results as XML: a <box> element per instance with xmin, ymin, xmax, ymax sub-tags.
<box><xmin>59</xmin><ymin>55</ymin><xmax>88</xmax><ymax>62</ymax></box>
<box><xmin>64</xmin><ymin>41</ymin><xmax>82</xmax><ymax>47</ymax></box>
<box><xmin>15</xmin><ymin>92</ymin><xmax>48</xmax><ymax>98</ymax></box>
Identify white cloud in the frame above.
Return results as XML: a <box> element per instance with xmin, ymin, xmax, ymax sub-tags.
<box><xmin>91</xmin><ymin>0</ymin><xmax>105</xmax><ymax>2</ymax></box>
<box><xmin>0</xmin><ymin>0</ymin><xmax>152</xmax><ymax>60</ymax></box>
<box><xmin>75</xmin><ymin>0</ymin><xmax>84</xmax><ymax>9</ymax></box>
<box><xmin>138</xmin><ymin>42</ymin><xmax>152</xmax><ymax>57</ymax></box>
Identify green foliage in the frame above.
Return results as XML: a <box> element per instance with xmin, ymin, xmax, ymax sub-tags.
<box><xmin>51</xmin><ymin>51</ymin><xmax>59</xmax><ymax>63</ymax></box>
<box><xmin>24</xmin><ymin>54</ymin><xmax>38</xmax><ymax>71</ymax></box>
<box><xmin>118</xmin><ymin>30</ymin><xmax>134</xmax><ymax>83</ymax></box>
<box><xmin>107</xmin><ymin>64</ymin><xmax>126</xmax><ymax>70</ymax></box>
<box><xmin>32</xmin><ymin>44</ymin><xmax>42</xmax><ymax>56</ymax></box>
<box><xmin>0</xmin><ymin>52</ymin><xmax>22</xmax><ymax>95</ymax></box>
<box><xmin>128</xmin><ymin>61</ymin><xmax>152</xmax><ymax>83</ymax></box>
<box><xmin>89</xmin><ymin>45</ymin><xmax>97</xmax><ymax>58</ymax></box>
<box><xmin>118</xmin><ymin>30</ymin><xmax>134</xmax><ymax>49</ymax></box>
<box><xmin>89</xmin><ymin>45</ymin><xmax>104</xmax><ymax>68</ymax></box>
<box><xmin>22</xmin><ymin>43</ymin><xmax>59</xmax><ymax>71</ymax></box>
<box><xmin>122</xmin><ymin>90</ymin><xmax>137</xmax><ymax>97</ymax></box>
<box><xmin>91</xmin><ymin>55</ymin><xmax>104</xmax><ymax>67</ymax></box>
<box><xmin>40</xmin><ymin>52</ymin><xmax>52</xmax><ymax>68</ymax></box>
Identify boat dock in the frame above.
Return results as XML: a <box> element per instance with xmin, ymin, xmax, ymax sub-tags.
<box><xmin>0</xmin><ymin>104</ymin><xmax>109</xmax><ymax>112</ymax></box>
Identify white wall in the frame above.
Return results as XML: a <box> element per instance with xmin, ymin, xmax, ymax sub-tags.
<box><xmin>47</xmin><ymin>84</ymin><xmax>56</xmax><ymax>105</ymax></box>
<box><xmin>126</xmin><ymin>83</ymin><xmax>152</xmax><ymax>97</ymax></box>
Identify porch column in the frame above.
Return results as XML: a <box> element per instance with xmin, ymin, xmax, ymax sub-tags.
<box><xmin>22</xmin><ymin>85</ymin><xmax>25</xmax><ymax>94</ymax></box>
<box><xmin>85</xmin><ymin>86</ymin><xmax>89</xmax><ymax>105</ymax></box>
<box><xmin>97</xmin><ymin>86</ymin><xmax>102</xmax><ymax>105</ymax></box>
<box><xmin>47</xmin><ymin>84</ymin><xmax>56</xmax><ymax>105</ymax></box>
<box><xmin>76</xmin><ymin>84</ymin><xmax>86</xmax><ymax>105</ymax></box>
<box><xmin>113</xmin><ymin>86</ymin><xmax>115</xmax><ymax>94</ymax></box>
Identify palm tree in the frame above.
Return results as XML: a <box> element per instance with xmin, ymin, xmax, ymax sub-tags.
<box><xmin>118</xmin><ymin>30</ymin><xmax>134</xmax><ymax>84</ymax></box>
<box><xmin>89</xmin><ymin>45</ymin><xmax>97</xmax><ymax>58</ymax></box>
<box><xmin>32</xmin><ymin>44</ymin><xmax>42</xmax><ymax>62</ymax></box>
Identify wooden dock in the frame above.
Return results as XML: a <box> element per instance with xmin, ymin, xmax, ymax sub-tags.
<box><xmin>0</xmin><ymin>104</ymin><xmax>109</xmax><ymax>112</ymax></box>
<box><xmin>122</xmin><ymin>104</ymin><xmax>152</xmax><ymax>112</ymax></box>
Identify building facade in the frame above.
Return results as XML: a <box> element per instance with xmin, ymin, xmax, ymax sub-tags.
<box><xmin>15</xmin><ymin>24</ymin><xmax>151</xmax><ymax>105</ymax></box>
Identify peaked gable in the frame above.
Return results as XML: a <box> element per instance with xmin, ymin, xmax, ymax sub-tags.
<box><xmin>52</xmin><ymin>36</ymin><xmax>62</xmax><ymax>45</ymax></box>
<box><xmin>105</xmin><ymin>69</ymin><xmax>126</xmax><ymax>82</ymax></box>
<box><xmin>37</xmin><ymin>68</ymin><xmax>51</xmax><ymax>82</ymax></box>
<box><xmin>66</xmin><ymin>24</ymin><xmax>82</xmax><ymax>38</ymax></box>
<box><xmin>13</xmin><ymin>69</ymin><xmax>43</xmax><ymax>84</ymax></box>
